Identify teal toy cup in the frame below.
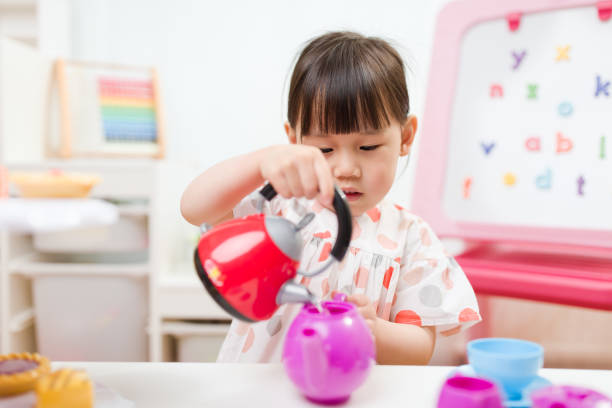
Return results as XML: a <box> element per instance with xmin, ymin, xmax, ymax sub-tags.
<box><xmin>467</xmin><ymin>338</ymin><xmax>543</xmax><ymax>400</ymax></box>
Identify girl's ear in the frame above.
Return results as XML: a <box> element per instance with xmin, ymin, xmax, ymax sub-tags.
<box><xmin>284</xmin><ymin>122</ymin><xmax>298</xmax><ymax>144</ymax></box>
<box><xmin>400</xmin><ymin>115</ymin><xmax>418</xmax><ymax>156</ymax></box>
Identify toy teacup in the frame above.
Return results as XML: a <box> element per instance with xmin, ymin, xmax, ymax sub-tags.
<box><xmin>467</xmin><ymin>338</ymin><xmax>543</xmax><ymax>400</ymax></box>
<box><xmin>437</xmin><ymin>375</ymin><xmax>504</xmax><ymax>408</ymax></box>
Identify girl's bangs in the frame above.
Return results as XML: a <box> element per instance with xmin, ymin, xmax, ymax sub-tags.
<box><xmin>296</xmin><ymin>64</ymin><xmax>393</xmax><ymax>136</ymax></box>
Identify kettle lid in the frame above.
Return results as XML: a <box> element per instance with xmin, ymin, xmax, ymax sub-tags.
<box><xmin>265</xmin><ymin>216</ymin><xmax>304</xmax><ymax>262</ymax></box>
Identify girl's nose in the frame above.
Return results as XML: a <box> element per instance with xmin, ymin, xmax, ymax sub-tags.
<box><xmin>332</xmin><ymin>152</ymin><xmax>361</xmax><ymax>179</ymax></box>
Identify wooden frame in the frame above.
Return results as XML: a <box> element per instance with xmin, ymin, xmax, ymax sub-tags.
<box><xmin>53</xmin><ymin>59</ymin><xmax>166</xmax><ymax>159</ymax></box>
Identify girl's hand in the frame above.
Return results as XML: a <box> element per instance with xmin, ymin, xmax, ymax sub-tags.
<box><xmin>346</xmin><ymin>293</ymin><xmax>378</xmax><ymax>335</ymax></box>
<box><xmin>259</xmin><ymin>145</ymin><xmax>334</xmax><ymax>207</ymax></box>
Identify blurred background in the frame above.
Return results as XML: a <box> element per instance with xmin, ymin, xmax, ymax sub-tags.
<box><xmin>0</xmin><ymin>0</ymin><xmax>610</xmax><ymax>368</ymax></box>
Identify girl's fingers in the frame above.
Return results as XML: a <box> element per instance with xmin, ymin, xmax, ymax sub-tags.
<box><xmin>296</xmin><ymin>158</ymin><xmax>319</xmax><ymax>199</ymax></box>
<box><xmin>268</xmin><ymin>170</ymin><xmax>292</xmax><ymax>199</ymax></box>
<box><xmin>262</xmin><ymin>146</ymin><xmax>332</xmax><ymax>202</ymax></box>
<box><xmin>313</xmin><ymin>154</ymin><xmax>334</xmax><ymax>207</ymax></box>
<box><xmin>283</xmin><ymin>161</ymin><xmax>305</xmax><ymax>198</ymax></box>
<box><xmin>366</xmin><ymin>319</ymin><xmax>376</xmax><ymax>333</ymax></box>
<box><xmin>360</xmin><ymin>306</ymin><xmax>376</xmax><ymax>320</ymax></box>
<box><xmin>347</xmin><ymin>293</ymin><xmax>369</xmax><ymax>307</ymax></box>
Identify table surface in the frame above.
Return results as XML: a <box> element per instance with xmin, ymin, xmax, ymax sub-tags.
<box><xmin>51</xmin><ymin>362</ymin><xmax>612</xmax><ymax>408</ymax></box>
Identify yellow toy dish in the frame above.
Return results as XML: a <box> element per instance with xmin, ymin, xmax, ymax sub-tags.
<box><xmin>35</xmin><ymin>368</ymin><xmax>93</xmax><ymax>408</ymax></box>
<box><xmin>9</xmin><ymin>170</ymin><xmax>101</xmax><ymax>198</ymax></box>
<box><xmin>0</xmin><ymin>352</ymin><xmax>51</xmax><ymax>396</ymax></box>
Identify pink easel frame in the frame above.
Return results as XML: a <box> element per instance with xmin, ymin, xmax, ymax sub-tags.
<box><xmin>412</xmin><ymin>0</ymin><xmax>612</xmax><ymax>249</ymax></box>
<box><xmin>412</xmin><ymin>0</ymin><xmax>612</xmax><ymax>310</ymax></box>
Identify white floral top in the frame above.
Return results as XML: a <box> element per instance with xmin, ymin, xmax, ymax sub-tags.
<box><xmin>216</xmin><ymin>190</ymin><xmax>481</xmax><ymax>363</ymax></box>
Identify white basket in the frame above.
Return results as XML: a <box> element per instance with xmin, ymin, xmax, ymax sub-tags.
<box><xmin>23</xmin><ymin>256</ymin><xmax>149</xmax><ymax>362</ymax></box>
<box><xmin>164</xmin><ymin>322</ymin><xmax>229</xmax><ymax>363</ymax></box>
<box><xmin>33</xmin><ymin>214</ymin><xmax>147</xmax><ymax>253</ymax></box>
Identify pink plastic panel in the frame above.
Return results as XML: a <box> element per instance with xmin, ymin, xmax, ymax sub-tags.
<box><xmin>411</xmin><ymin>0</ymin><xmax>612</xmax><ymax>249</ymax></box>
<box><xmin>456</xmin><ymin>244</ymin><xmax>612</xmax><ymax>310</ymax></box>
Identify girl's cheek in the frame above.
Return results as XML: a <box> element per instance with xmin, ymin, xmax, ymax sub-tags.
<box><xmin>370</xmin><ymin>161</ymin><xmax>393</xmax><ymax>180</ymax></box>
<box><xmin>370</xmin><ymin>164</ymin><xmax>396</xmax><ymax>193</ymax></box>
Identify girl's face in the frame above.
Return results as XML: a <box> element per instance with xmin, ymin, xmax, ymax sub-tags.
<box><xmin>286</xmin><ymin>116</ymin><xmax>417</xmax><ymax>217</ymax></box>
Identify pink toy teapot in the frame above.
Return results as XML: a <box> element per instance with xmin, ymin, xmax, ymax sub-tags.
<box><xmin>282</xmin><ymin>293</ymin><xmax>376</xmax><ymax>404</ymax></box>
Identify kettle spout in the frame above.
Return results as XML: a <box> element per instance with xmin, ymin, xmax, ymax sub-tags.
<box><xmin>276</xmin><ymin>281</ymin><xmax>317</xmax><ymax>306</ymax></box>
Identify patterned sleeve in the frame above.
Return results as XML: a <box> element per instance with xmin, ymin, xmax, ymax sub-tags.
<box><xmin>233</xmin><ymin>187</ymin><xmax>284</xmax><ymax>218</ymax></box>
<box><xmin>390</xmin><ymin>216</ymin><xmax>481</xmax><ymax>336</ymax></box>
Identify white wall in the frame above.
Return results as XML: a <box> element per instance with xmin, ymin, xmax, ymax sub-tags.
<box><xmin>66</xmin><ymin>0</ymin><xmax>454</xmax><ymax>207</ymax></box>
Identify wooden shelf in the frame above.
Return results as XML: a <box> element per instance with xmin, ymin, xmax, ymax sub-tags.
<box><xmin>161</xmin><ymin>321</ymin><xmax>230</xmax><ymax>336</ymax></box>
<box><xmin>6</xmin><ymin>160</ymin><xmax>160</xmax><ymax>199</ymax></box>
<box><xmin>9</xmin><ymin>307</ymin><xmax>34</xmax><ymax>332</ymax></box>
<box><xmin>9</xmin><ymin>253</ymin><xmax>149</xmax><ymax>277</ymax></box>
<box><xmin>158</xmin><ymin>274</ymin><xmax>230</xmax><ymax>320</ymax></box>
<box><xmin>118</xmin><ymin>203</ymin><xmax>150</xmax><ymax>217</ymax></box>
<box><xmin>0</xmin><ymin>0</ymin><xmax>36</xmax><ymax>9</ymax></box>
<box><xmin>0</xmin><ymin>1</ymin><xmax>37</xmax><ymax>46</ymax></box>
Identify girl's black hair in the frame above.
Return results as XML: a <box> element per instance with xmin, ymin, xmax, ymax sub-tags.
<box><xmin>287</xmin><ymin>31</ymin><xmax>409</xmax><ymax>136</ymax></box>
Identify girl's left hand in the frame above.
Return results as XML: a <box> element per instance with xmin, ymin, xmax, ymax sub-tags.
<box><xmin>346</xmin><ymin>294</ymin><xmax>378</xmax><ymax>335</ymax></box>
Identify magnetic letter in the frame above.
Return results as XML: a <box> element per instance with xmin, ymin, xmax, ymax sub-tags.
<box><xmin>503</xmin><ymin>173</ymin><xmax>517</xmax><ymax>186</ymax></box>
<box><xmin>512</xmin><ymin>50</ymin><xmax>527</xmax><ymax>70</ymax></box>
<box><xmin>577</xmin><ymin>175</ymin><xmax>585</xmax><ymax>196</ymax></box>
<box><xmin>463</xmin><ymin>178</ymin><xmax>472</xmax><ymax>199</ymax></box>
<box><xmin>536</xmin><ymin>168</ymin><xmax>552</xmax><ymax>190</ymax></box>
<box><xmin>490</xmin><ymin>84</ymin><xmax>504</xmax><ymax>98</ymax></box>
<box><xmin>555</xmin><ymin>45</ymin><xmax>570</xmax><ymax>61</ymax></box>
<box><xmin>556</xmin><ymin>132</ymin><xmax>573</xmax><ymax>153</ymax></box>
<box><xmin>481</xmin><ymin>142</ymin><xmax>496</xmax><ymax>155</ymax></box>
<box><xmin>525</xmin><ymin>137</ymin><xmax>541</xmax><ymax>151</ymax></box>
<box><xmin>558</xmin><ymin>101</ymin><xmax>573</xmax><ymax>117</ymax></box>
<box><xmin>595</xmin><ymin>75</ymin><xmax>610</xmax><ymax>97</ymax></box>
<box><xmin>527</xmin><ymin>84</ymin><xmax>538</xmax><ymax>99</ymax></box>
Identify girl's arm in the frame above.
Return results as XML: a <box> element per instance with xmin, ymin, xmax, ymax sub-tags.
<box><xmin>373</xmin><ymin>318</ymin><xmax>436</xmax><ymax>365</ymax></box>
<box><xmin>180</xmin><ymin>145</ymin><xmax>334</xmax><ymax>227</ymax></box>
<box><xmin>347</xmin><ymin>294</ymin><xmax>436</xmax><ymax>365</ymax></box>
<box><xmin>180</xmin><ymin>147</ymin><xmax>269</xmax><ymax>227</ymax></box>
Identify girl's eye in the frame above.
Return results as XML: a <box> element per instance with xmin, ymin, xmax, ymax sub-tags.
<box><xmin>320</xmin><ymin>148</ymin><xmax>333</xmax><ymax>154</ymax></box>
<box><xmin>360</xmin><ymin>145</ymin><xmax>380</xmax><ymax>151</ymax></box>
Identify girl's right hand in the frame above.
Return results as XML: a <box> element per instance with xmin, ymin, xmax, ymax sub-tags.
<box><xmin>259</xmin><ymin>144</ymin><xmax>334</xmax><ymax>207</ymax></box>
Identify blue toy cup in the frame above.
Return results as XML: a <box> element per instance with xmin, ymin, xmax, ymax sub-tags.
<box><xmin>467</xmin><ymin>338</ymin><xmax>543</xmax><ymax>400</ymax></box>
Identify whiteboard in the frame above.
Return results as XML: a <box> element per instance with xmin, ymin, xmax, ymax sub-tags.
<box><xmin>412</xmin><ymin>0</ymin><xmax>612</xmax><ymax>247</ymax></box>
<box><xmin>444</xmin><ymin>6</ymin><xmax>612</xmax><ymax>230</ymax></box>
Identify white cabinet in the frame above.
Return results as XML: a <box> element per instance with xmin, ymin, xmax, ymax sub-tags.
<box><xmin>0</xmin><ymin>160</ymin><xmax>231</xmax><ymax>362</ymax></box>
<box><xmin>0</xmin><ymin>0</ymin><xmax>37</xmax><ymax>47</ymax></box>
<box><xmin>0</xmin><ymin>4</ymin><xmax>231</xmax><ymax>362</ymax></box>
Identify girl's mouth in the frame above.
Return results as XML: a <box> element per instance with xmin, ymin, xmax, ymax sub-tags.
<box><xmin>342</xmin><ymin>190</ymin><xmax>363</xmax><ymax>201</ymax></box>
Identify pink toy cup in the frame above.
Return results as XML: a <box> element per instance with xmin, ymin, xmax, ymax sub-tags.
<box><xmin>437</xmin><ymin>376</ymin><xmax>504</xmax><ymax>408</ymax></box>
<box><xmin>531</xmin><ymin>385</ymin><xmax>612</xmax><ymax>407</ymax></box>
<box><xmin>282</xmin><ymin>294</ymin><xmax>375</xmax><ymax>404</ymax></box>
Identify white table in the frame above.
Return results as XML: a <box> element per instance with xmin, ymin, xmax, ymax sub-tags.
<box><xmin>52</xmin><ymin>362</ymin><xmax>612</xmax><ymax>407</ymax></box>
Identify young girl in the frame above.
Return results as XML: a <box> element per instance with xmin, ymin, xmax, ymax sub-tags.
<box><xmin>181</xmin><ymin>31</ymin><xmax>481</xmax><ymax>365</ymax></box>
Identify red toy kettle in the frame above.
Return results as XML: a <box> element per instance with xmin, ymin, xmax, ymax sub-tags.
<box><xmin>194</xmin><ymin>183</ymin><xmax>352</xmax><ymax>322</ymax></box>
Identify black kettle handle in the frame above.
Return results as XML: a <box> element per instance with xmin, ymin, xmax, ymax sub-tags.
<box><xmin>259</xmin><ymin>183</ymin><xmax>352</xmax><ymax>262</ymax></box>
